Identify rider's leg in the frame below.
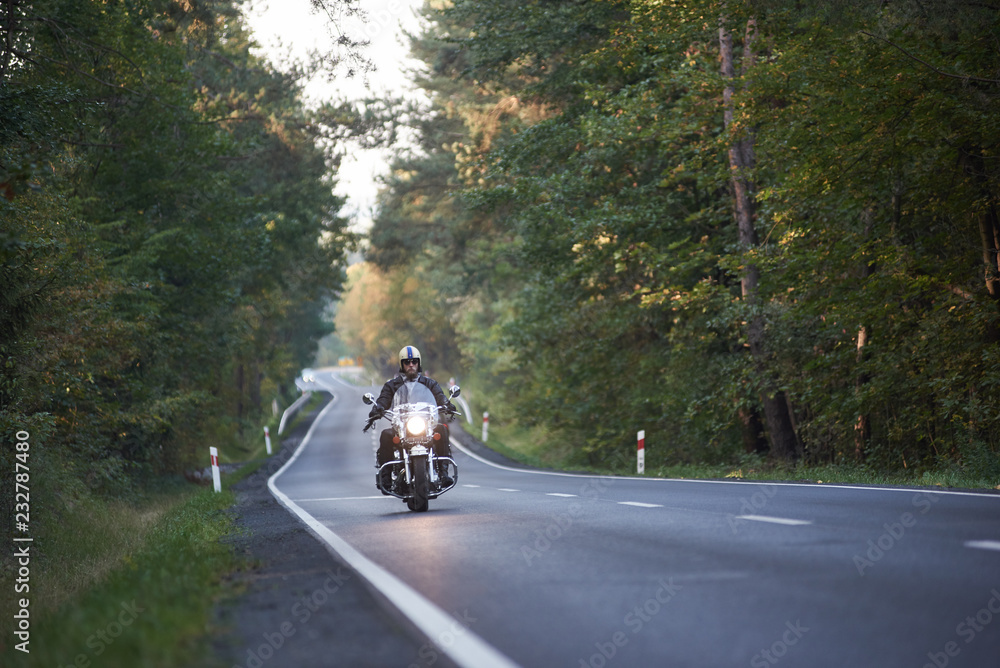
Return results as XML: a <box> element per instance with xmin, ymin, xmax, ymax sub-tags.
<box><xmin>433</xmin><ymin>424</ymin><xmax>453</xmax><ymax>484</ymax></box>
<box><xmin>433</xmin><ymin>423</ymin><xmax>451</xmax><ymax>457</ymax></box>
<box><xmin>376</xmin><ymin>429</ymin><xmax>395</xmax><ymax>493</ymax></box>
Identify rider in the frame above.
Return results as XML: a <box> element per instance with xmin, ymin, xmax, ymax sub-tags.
<box><xmin>369</xmin><ymin>345</ymin><xmax>456</xmax><ymax>491</ymax></box>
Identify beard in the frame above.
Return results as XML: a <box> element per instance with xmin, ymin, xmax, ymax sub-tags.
<box><xmin>404</xmin><ymin>366</ymin><xmax>419</xmax><ymax>380</ymax></box>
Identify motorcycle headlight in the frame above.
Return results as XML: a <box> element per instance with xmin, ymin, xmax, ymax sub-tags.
<box><xmin>406</xmin><ymin>416</ymin><xmax>427</xmax><ymax>436</ymax></box>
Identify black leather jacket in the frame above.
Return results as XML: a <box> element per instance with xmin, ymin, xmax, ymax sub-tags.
<box><xmin>370</xmin><ymin>373</ymin><xmax>453</xmax><ymax>417</ymax></box>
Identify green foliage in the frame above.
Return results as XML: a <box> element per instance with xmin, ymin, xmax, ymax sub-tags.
<box><xmin>335</xmin><ymin>262</ymin><xmax>461</xmax><ymax>379</ymax></box>
<box><xmin>351</xmin><ymin>0</ymin><xmax>1000</xmax><ymax>481</ymax></box>
<box><xmin>1</xmin><ymin>0</ymin><xmax>352</xmax><ymax>568</ymax></box>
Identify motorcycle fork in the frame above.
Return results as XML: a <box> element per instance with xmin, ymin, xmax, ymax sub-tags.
<box><xmin>402</xmin><ymin>449</ymin><xmax>411</xmax><ymax>484</ymax></box>
<box><xmin>402</xmin><ymin>447</ymin><xmax>437</xmax><ymax>484</ymax></box>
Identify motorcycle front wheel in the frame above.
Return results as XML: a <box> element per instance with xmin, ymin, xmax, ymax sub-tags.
<box><xmin>408</xmin><ymin>458</ymin><xmax>429</xmax><ymax>512</ymax></box>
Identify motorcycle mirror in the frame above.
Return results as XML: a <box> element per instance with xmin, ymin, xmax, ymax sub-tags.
<box><xmin>449</xmin><ymin>385</ymin><xmax>461</xmax><ymax>398</ymax></box>
<box><xmin>362</xmin><ymin>393</ymin><xmax>376</xmax><ymax>405</ymax></box>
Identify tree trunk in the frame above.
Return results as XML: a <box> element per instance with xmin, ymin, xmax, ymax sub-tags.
<box><xmin>1</xmin><ymin>0</ymin><xmax>20</xmax><ymax>82</ymax></box>
<box><xmin>720</xmin><ymin>15</ymin><xmax>800</xmax><ymax>462</ymax></box>
<box><xmin>249</xmin><ymin>359</ymin><xmax>262</xmax><ymax>415</ymax></box>
<box><xmin>854</xmin><ymin>208</ymin><xmax>874</xmax><ymax>460</ymax></box>
<box><xmin>235</xmin><ymin>362</ymin><xmax>245</xmax><ymax>434</ymax></box>
<box><xmin>738</xmin><ymin>404</ymin><xmax>768</xmax><ymax>454</ymax></box>
<box><xmin>854</xmin><ymin>325</ymin><xmax>870</xmax><ymax>460</ymax></box>
<box><xmin>963</xmin><ymin>146</ymin><xmax>1000</xmax><ymax>343</ymax></box>
<box><xmin>978</xmin><ymin>202</ymin><xmax>1000</xmax><ymax>344</ymax></box>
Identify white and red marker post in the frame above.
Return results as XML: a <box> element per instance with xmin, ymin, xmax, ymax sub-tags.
<box><xmin>210</xmin><ymin>446</ymin><xmax>221</xmax><ymax>492</ymax></box>
<box><xmin>482</xmin><ymin>412</ymin><xmax>489</xmax><ymax>443</ymax></box>
<box><xmin>263</xmin><ymin>426</ymin><xmax>272</xmax><ymax>455</ymax></box>
<box><xmin>637</xmin><ymin>430</ymin><xmax>645</xmax><ymax>474</ymax></box>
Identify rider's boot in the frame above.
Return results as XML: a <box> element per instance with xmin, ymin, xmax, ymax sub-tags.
<box><xmin>376</xmin><ymin>461</ymin><xmax>392</xmax><ymax>495</ymax></box>
<box><xmin>392</xmin><ymin>467</ymin><xmax>406</xmax><ymax>494</ymax></box>
<box><xmin>436</xmin><ymin>460</ymin><xmax>453</xmax><ymax>487</ymax></box>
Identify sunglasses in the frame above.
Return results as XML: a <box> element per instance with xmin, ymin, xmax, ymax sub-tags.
<box><xmin>402</xmin><ymin>358</ymin><xmax>420</xmax><ymax>366</ymax></box>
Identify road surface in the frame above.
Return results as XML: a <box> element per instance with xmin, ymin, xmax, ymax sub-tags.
<box><xmin>271</xmin><ymin>369</ymin><xmax>1000</xmax><ymax>668</ymax></box>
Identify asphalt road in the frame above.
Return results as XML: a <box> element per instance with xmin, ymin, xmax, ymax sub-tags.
<box><xmin>272</xmin><ymin>370</ymin><xmax>1000</xmax><ymax>668</ymax></box>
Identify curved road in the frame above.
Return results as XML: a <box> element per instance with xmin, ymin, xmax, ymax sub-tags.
<box><xmin>274</xmin><ymin>370</ymin><xmax>1000</xmax><ymax>668</ymax></box>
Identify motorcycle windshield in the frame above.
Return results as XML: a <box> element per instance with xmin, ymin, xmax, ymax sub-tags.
<box><xmin>392</xmin><ymin>380</ymin><xmax>437</xmax><ymax>409</ymax></box>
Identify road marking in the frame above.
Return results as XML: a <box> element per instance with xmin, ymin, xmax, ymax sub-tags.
<box><xmin>965</xmin><ymin>540</ymin><xmax>1000</xmax><ymax>552</ymax></box>
<box><xmin>295</xmin><ymin>495</ymin><xmax>388</xmax><ymax>502</ymax></box>
<box><xmin>497</xmin><ymin>488</ymin><xmax>519</xmax><ymax>492</ymax></box>
<box><xmin>546</xmin><ymin>493</ymin><xmax>577</xmax><ymax>498</ymax></box>
<box><xmin>736</xmin><ymin>515</ymin><xmax>812</xmax><ymax>526</ymax></box>
<box><xmin>618</xmin><ymin>501</ymin><xmax>663</xmax><ymax>508</ymax></box>
<box><xmin>463</xmin><ymin>484</ymin><xmax>481</xmax><ymax>488</ymax></box>
<box><xmin>448</xmin><ymin>431</ymin><xmax>1000</xmax><ymax>499</ymax></box>
<box><xmin>268</xmin><ymin>398</ymin><xmax>520</xmax><ymax>668</ymax></box>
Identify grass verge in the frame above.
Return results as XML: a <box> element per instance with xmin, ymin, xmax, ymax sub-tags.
<box><xmin>217</xmin><ymin>392</ymin><xmax>328</xmax><ymax>464</ymax></box>
<box><xmin>483</xmin><ymin>421</ymin><xmax>999</xmax><ymax>491</ymax></box>
<box><xmin>2</xmin><ymin>475</ymin><xmax>247</xmax><ymax>668</ymax></box>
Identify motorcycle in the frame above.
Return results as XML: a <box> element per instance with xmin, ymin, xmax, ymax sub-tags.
<box><xmin>363</xmin><ymin>383</ymin><xmax>461</xmax><ymax>512</ymax></box>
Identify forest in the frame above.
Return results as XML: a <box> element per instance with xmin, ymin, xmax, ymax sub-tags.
<box><xmin>338</xmin><ymin>0</ymin><xmax>1000</xmax><ymax>478</ymax></box>
<box><xmin>0</xmin><ymin>0</ymin><xmax>362</xmax><ymax>531</ymax></box>
<box><xmin>2</xmin><ymin>0</ymin><xmax>999</xmax><ymax>527</ymax></box>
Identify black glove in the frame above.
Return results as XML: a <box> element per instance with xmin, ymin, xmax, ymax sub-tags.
<box><xmin>364</xmin><ymin>406</ymin><xmax>384</xmax><ymax>432</ymax></box>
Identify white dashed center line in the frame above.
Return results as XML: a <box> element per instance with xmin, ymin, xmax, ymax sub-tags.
<box><xmin>618</xmin><ymin>501</ymin><xmax>663</xmax><ymax>508</ymax></box>
<box><xmin>736</xmin><ymin>515</ymin><xmax>812</xmax><ymax>526</ymax></box>
<box><xmin>965</xmin><ymin>540</ymin><xmax>1000</xmax><ymax>552</ymax></box>
<box><xmin>497</xmin><ymin>488</ymin><xmax>520</xmax><ymax>492</ymax></box>
<box><xmin>546</xmin><ymin>493</ymin><xmax>578</xmax><ymax>498</ymax></box>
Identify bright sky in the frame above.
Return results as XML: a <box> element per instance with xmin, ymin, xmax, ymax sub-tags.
<box><xmin>243</xmin><ymin>0</ymin><xmax>427</xmax><ymax>232</ymax></box>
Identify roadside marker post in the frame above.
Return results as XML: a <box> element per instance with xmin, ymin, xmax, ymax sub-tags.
<box><xmin>264</xmin><ymin>426</ymin><xmax>272</xmax><ymax>455</ymax></box>
<box><xmin>637</xmin><ymin>430</ymin><xmax>645</xmax><ymax>474</ymax></box>
<box><xmin>210</xmin><ymin>446</ymin><xmax>222</xmax><ymax>492</ymax></box>
<box><xmin>482</xmin><ymin>412</ymin><xmax>489</xmax><ymax>443</ymax></box>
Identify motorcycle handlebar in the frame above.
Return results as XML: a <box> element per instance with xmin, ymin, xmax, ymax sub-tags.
<box><xmin>362</xmin><ymin>404</ymin><xmax>461</xmax><ymax>431</ymax></box>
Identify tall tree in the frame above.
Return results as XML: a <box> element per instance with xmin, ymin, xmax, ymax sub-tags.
<box><xmin>720</xmin><ymin>12</ymin><xmax>799</xmax><ymax>460</ymax></box>
<box><xmin>355</xmin><ymin>0</ymin><xmax>1000</xmax><ymax>475</ymax></box>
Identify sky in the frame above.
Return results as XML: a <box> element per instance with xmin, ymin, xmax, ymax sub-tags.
<box><xmin>242</xmin><ymin>0</ymin><xmax>427</xmax><ymax>232</ymax></box>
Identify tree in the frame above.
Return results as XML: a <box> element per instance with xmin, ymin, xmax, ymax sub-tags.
<box><xmin>1</xmin><ymin>0</ymin><xmax>352</xmax><ymax>493</ymax></box>
<box><xmin>720</xmin><ymin>11</ymin><xmax>799</xmax><ymax>460</ymax></box>
<box><xmin>354</xmin><ymin>0</ymin><xmax>1000</xmax><ymax>475</ymax></box>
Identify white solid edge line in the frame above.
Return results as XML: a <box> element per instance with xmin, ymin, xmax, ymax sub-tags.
<box><xmin>449</xmin><ymin>432</ymin><xmax>1000</xmax><ymax>499</ymax></box>
<box><xmin>268</xmin><ymin>396</ymin><xmax>521</xmax><ymax>668</ymax></box>
<box><xmin>965</xmin><ymin>540</ymin><xmax>1000</xmax><ymax>552</ymax></box>
<box><xmin>736</xmin><ymin>515</ymin><xmax>812</xmax><ymax>526</ymax></box>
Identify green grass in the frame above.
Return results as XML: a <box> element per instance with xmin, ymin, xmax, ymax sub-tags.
<box><xmin>0</xmin><ymin>395</ymin><xmax>332</xmax><ymax>668</ymax></box>
<box><xmin>469</xmin><ymin>422</ymin><xmax>553</xmax><ymax>469</ymax></box>
<box><xmin>2</xmin><ymin>474</ymin><xmax>249</xmax><ymax>668</ymax></box>
<box><xmin>482</xmin><ymin>421</ymin><xmax>1000</xmax><ymax>491</ymax></box>
<box><xmin>216</xmin><ymin>392</ymin><xmax>328</xmax><ymax>464</ymax></box>
<box><xmin>644</xmin><ymin>460</ymin><xmax>999</xmax><ymax>490</ymax></box>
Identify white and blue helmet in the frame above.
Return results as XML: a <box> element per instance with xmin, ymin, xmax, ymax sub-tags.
<box><xmin>398</xmin><ymin>345</ymin><xmax>421</xmax><ymax>372</ymax></box>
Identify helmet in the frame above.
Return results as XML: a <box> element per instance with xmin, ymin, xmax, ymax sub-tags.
<box><xmin>398</xmin><ymin>345</ymin><xmax>422</xmax><ymax>372</ymax></box>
